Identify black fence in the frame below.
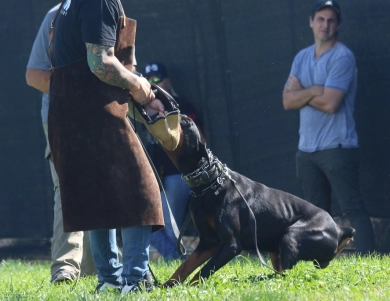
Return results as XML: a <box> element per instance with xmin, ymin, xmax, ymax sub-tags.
<box><xmin>1</xmin><ymin>1</ymin><xmax>389</xmax><ymax>249</ymax></box>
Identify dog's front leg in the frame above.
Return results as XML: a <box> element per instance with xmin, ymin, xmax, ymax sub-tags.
<box><xmin>269</xmin><ymin>252</ymin><xmax>282</xmax><ymax>272</ymax></box>
<box><xmin>163</xmin><ymin>243</ymin><xmax>217</xmax><ymax>287</ymax></box>
<box><xmin>188</xmin><ymin>240</ymin><xmax>241</xmax><ymax>285</ymax></box>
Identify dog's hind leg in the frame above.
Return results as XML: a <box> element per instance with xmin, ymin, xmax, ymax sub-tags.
<box><xmin>163</xmin><ymin>243</ymin><xmax>217</xmax><ymax>287</ymax></box>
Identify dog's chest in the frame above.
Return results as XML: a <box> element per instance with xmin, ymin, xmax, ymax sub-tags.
<box><xmin>190</xmin><ymin>194</ymin><xmax>224</xmax><ymax>232</ymax></box>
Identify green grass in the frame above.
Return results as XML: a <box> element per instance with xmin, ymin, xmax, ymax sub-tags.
<box><xmin>0</xmin><ymin>253</ymin><xmax>389</xmax><ymax>300</ymax></box>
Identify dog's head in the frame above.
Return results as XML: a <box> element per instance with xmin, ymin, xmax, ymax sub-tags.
<box><xmin>162</xmin><ymin>114</ymin><xmax>209</xmax><ymax>175</ymax></box>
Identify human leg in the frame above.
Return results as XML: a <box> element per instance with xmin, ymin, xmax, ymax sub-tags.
<box><xmin>318</xmin><ymin>148</ymin><xmax>374</xmax><ymax>254</ymax></box>
<box><xmin>296</xmin><ymin>150</ymin><xmax>332</xmax><ymax>211</ymax></box>
<box><xmin>164</xmin><ymin>174</ymin><xmax>190</xmax><ymax>227</ymax></box>
<box><xmin>121</xmin><ymin>226</ymin><xmax>151</xmax><ymax>283</ymax></box>
<box><xmin>89</xmin><ymin>229</ymin><xmax>122</xmax><ymax>285</ymax></box>
<box><xmin>150</xmin><ymin>174</ymin><xmax>189</xmax><ymax>259</ymax></box>
<box><xmin>80</xmin><ymin>232</ymin><xmax>97</xmax><ymax>276</ymax></box>
<box><xmin>121</xmin><ymin>226</ymin><xmax>153</xmax><ymax>292</ymax></box>
<box><xmin>150</xmin><ymin>223</ymin><xmax>178</xmax><ymax>259</ymax></box>
<box><xmin>50</xmin><ymin>179</ymin><xmax>82</xmax><ymax>280</ymax></box>
<box><xmin>44</xmin><ymin>123</ymin><xmax>93</xmax><ymax>282</ymax></box>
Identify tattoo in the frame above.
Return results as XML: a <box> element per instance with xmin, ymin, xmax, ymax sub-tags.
<box><xmin>86</xmin><ymin>43</ymin><xmax>134</xmax><ymax>90</ymax></box>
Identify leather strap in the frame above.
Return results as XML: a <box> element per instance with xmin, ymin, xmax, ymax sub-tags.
<box><xmin>117</xmin><ymin>0</ymin><xmax>127</xmax><ymax>26</ymax></box>
<box><xmin>48</xmin><ymin>0</ymin><xmax>66</xmax><ymax>73</ymax></box>
<box><xmin>230</xmin><ymin>178</ymin><xmax>283</xmax><ymax>275</ymax></box>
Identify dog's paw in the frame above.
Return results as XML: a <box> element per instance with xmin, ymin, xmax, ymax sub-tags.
<box><xmin>162</xmin><ymin>279</ymin><xmax>180</xmax><ymax>288</ymax></box>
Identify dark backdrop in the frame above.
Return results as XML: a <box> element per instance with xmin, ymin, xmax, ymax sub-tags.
<box><xmin>1</xmin><ymin>1</ymin><xmax>389</xmax><ymax>241</ymax></box>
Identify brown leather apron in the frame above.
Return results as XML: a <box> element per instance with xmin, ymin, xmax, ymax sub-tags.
<box><xmin>48</xmin><ymin>13</ymin><xmax>163</xmax><ymax>232</ymax></box>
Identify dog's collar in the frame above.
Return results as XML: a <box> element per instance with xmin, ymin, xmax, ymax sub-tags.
<box><xmin>182</xmin><ymin>150</ymin><xmax>229</xmax><ymax>197</ymax></box>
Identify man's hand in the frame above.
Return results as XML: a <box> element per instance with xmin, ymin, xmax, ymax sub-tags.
<box><xmin>283</xmin><ymin>75</ymin><xmax>324</xmax><ymax>110</ymax></box>
<box><xmin>130</xmin><ymin>76</ymin><xmax>155</xmax><ymax>106</ymax></box>
<box><xmin>145</xmin><ymin>98</ymin><xmax>167</xmax><ymax>117</ymax></box>
<box><xmin>286</xmin><ymin>75</ymin><xmax>323</xmax><ymax>96</ymax></box>
<box><xmin>86</xmin><ymin>43</ymin><xmax>158</xmax><ymax>106</ymax></box>
<box><xmin>286</xmin><ymin>75</ymin><xmax>303</xmax><ymax>92</ymax></box>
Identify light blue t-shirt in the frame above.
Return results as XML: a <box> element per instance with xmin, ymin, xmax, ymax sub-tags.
<box><xmin>27</xmin><ymin>4</ymin><xmax>59</xmax><ymax>123</ymax></box>
<box><xmin>289</xmin><ymin>42</ymin><xmax>359</xmax><ymax>152</ymax></box>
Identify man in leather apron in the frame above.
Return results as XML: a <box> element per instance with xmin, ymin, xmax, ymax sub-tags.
<box><xmin>49</xmin><ymin>0</ymin><xmax>164</xmax><ymax>293</ymax></box>
<box><xmin>26</xmin><ymin>3</ymin><xmax>96</xmax><ymax>284</ymax></box>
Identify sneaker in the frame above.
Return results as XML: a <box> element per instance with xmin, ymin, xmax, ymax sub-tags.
<box><xmin>51</xmin><ymin>270</ymin><xmax>75</xmax><ymax>284</ymax></box>
<box><xmin>95</xmin><ymin>282</ymin><xmax>122</xmax><ymax>293</ymax></box>
<box><xmin>121</xmin><ymin>271</ymin><xmax>154</xmax><ymax>295</ymax></box>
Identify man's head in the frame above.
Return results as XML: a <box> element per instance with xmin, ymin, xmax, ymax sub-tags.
<box><xmin>144</xmin><ymin>62</ymin><xmax>171</xmax><ymax>92</ymax></box>
<box><xmin>311</xmin><ymin>0</ymin><xmax>341</xmax><ymax>23</ymax></box>
<box><xmin>310</xmin><ymin>0</ymin><xmax>341</xmax><ymax>43</ymax></box>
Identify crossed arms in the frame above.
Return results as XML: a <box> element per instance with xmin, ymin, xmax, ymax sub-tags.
<box><xmin>282</xmin><ymin>75</ymin><xmax>345</xmax><ymax>114</ymax></box>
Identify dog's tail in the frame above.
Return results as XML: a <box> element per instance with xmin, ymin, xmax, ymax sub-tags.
<box><xmin>333</xmin><ymin>226</ymin><xmax>355</xmax><ymax>259</ymax></box>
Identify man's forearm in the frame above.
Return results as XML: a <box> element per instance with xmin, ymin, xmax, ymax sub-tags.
<box><xmin>308</xmin><ymin>96</ymin><xmax>329</xmax><ymax>112</ymax></box>
<box><xmin>86</xmin><ymin>43</ymin><xmax>139</xmax><ymax>91</ymax></box>
<box><xmin>307</xmin><ymin>88</ymin><xmax>344</xmax><ymax>114</ymax></box>
<box><xmin>283</xmin><ymin>88</ymin><xmax>315</xmax><ymax>110</ymax></box>
<box><xmin>26</xmin><ymin>68</ymin><xmax>51</xmax><ymax>93</ymax></box>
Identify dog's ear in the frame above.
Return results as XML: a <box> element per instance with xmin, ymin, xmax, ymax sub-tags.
<box><xmin>198</xmin><ymin>141</ymin><xmax>210</xmax><ymax>164</ymax></box>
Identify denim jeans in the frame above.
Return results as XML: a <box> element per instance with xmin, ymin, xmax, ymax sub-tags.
<box><xmin>89</xmin><ymin>226</ymin><xmax>151</xmax><ymax>285</ymax></box>
<box><xmin>150</xmin><ymin>174</ymin><xmax>190</xmax><ymax>259</ymax></box>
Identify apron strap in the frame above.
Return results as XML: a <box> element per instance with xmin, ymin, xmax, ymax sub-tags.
<box><xmin>117</xmin><ymin>0</ymin><xmax>127</xmax><ymax>27</ymax></box>
<box><xmin>47</xmin><ymin>0</ymin><xmax>66</xmax><ymax>79</ymax></box>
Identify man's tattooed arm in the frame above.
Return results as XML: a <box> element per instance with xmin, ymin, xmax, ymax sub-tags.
<box><xmin>85</xmin><ymin>43</ymin><xmax>160</xmax><ymax>107</ymax></box>
<box><xmin>86</xmin><ymin>43</ymin><xmax>138</xmax><ymax>91</ymax></box>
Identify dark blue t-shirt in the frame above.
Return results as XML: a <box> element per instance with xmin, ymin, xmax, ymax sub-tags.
<box><xmin>52</xmin><ymin>0</ymin><xmax>121</xmax><ymax>67</ymax></box>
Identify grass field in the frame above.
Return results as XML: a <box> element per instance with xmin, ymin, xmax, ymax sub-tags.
<box><xmin>0</xmin><ymin>253</ymin><xmax>389</xmax><ymax>301</ymax></box>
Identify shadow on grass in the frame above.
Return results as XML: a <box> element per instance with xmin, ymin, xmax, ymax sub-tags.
<box><xmin>247</xmin><ymin>272</ymin><xmax>285</xmax><ymax>283</ymax></box>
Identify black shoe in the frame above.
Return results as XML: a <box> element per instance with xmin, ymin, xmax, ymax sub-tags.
<box><xmin>121</xmin><ymin>271</ymin><xmax>154</xmax><ymax>295</ymax></box>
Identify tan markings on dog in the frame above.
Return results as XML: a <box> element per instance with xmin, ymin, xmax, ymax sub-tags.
<box><xmin>206</xmin><ymin>216</ymin><xmax>216</xmax><ymax>230</ymax></box>
<box><xmin>163</xmin><ymin>246</ymin><xmax>216</xmax><ymax>287</ymax></box>
<box><xmin>269</xmin><ymin>252</ymin><xmax>282</xmax><ymax>272</ymax></box>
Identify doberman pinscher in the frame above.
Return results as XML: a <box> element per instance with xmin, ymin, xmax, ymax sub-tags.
<box><xmin>162</xmin><ymin>115</ymin><xmax>355</xmax><ymax>286</ymax></box>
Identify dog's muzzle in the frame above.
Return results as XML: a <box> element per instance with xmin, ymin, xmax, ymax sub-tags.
<box><xmin>182</xmin><ymin>150</ymin><xmax>229</xmax><ymax>197</ymax></box>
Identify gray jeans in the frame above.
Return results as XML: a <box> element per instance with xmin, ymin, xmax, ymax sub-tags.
<box><xmin>296</xmin><ymin>148</ymin><xmax>375</xmax><ymax>254</ymax></box>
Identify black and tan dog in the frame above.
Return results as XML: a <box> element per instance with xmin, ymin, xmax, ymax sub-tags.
<box><xmin>162</xmin><ymin>115</ymin><xmax>355</xmax><ymax>286</ymax></box>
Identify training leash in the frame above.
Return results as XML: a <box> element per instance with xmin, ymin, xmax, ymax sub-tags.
<box><xmin>127</xmin><ymin>116</ymin><xmax>187</xmax><ymax>286</ymax></box>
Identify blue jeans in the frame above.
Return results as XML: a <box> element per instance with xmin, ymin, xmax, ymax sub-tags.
<box><xmin>89</xmin><ymin>226</ymin><xmax>151</xmax><ymax>285</ymax></box>
<box><xmin>150</xmin><ymin>174</ymin><xmax>190</xmax><ymax>259</ymax></box>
